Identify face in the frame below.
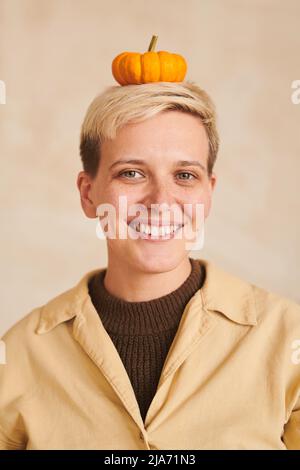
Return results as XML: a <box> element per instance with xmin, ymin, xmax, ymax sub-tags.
<box><xmin>77</xmin><ymin>110</ymin><xmax>216</xmax><ymax>273</ymax></box>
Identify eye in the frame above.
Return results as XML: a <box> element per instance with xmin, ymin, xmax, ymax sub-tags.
<box><xmin>118</xmin><ymin>170</ymin><xmax>144</xmax><ymax>179</ymax></box>
<box><xmin>176</xmin><ymin>172</ymin><xmax>197</xmax><ymax>181</ymax></box>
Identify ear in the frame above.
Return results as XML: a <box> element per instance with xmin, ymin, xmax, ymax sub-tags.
<box><xmin>210</xmin><ymin>172</ymin><xmax>217</xmax><ymax>192</ymax></box>
<box><xmin>76</xmin><ymin>171</ymin><xmax>97</xmax><ymax>218</ymax></box>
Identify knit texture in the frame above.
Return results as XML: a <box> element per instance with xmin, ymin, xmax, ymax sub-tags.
<box><xmin>88</xmin><ymin>257</ymin><xmax>205</xmax><ymax>422</ymax></box>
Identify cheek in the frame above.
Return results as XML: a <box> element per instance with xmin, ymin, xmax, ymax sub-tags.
<box><xmin>202</xmin><ymin>193</ymin><xmax>212</xmax><ymax>219</ymax></box>
<box><xmin>97</xmin><ymin>189</ymin><xmax>141</xmax><ymax>227</ymax></box>
<box><xmin>96</xmin><ymin>186</ymin><xmax>122</xmax><ymax>208</ymax></box>
<box><xmin>95</xmin><ymin>188</ymin><xmax>119</xmax><ymax>229</ymax></box>
<box><xmin>182</xmin><ymin>189</ymin><xmax>212</xmax><ymax>224</ymax></box>
<box><xmin>97</xmin><ymin>175</ymin><xmax>138</xmax><ymax>203</ymax></box>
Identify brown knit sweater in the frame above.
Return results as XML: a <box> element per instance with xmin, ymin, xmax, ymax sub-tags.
<box><xmin>88</xmin><ymin>257</ymin><xmax>205</xmax><ymax>422</ymax></box>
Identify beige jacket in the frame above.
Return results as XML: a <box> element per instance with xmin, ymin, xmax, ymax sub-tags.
<box><xmin>0</xmin><ymin>259</ymin><xmax>300</xmax><ymax>450</ymax></box>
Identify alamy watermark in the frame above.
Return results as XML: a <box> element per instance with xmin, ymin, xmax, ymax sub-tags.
<box><xmin>0</xmin><ymin>340</ymin><xmax>6</xmax><ymax>364</ymax></box>
<box><xmin>291</xmin><ymin>339</ymin><xmax>300</xmax><ymax>365</ymax></box>
<box><xmin>95</xmin><ymin>196</ymin><xmax>205</xmax><ymax>251</ymax></box>
<box><xmin>291</xmin><ymin>80</ymin><xmax>300</xmax><ymax>104</ymax></box>
<box><xmin>0</xmin><ymin>80</ymin><xmax>6</xmax><ymax>104</ymax></box>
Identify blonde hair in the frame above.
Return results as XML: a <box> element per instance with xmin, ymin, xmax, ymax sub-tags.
<box><xmin>79</xmin><ymin>81</ymin><xmax>219</xmax><ymax>177</ymax></box>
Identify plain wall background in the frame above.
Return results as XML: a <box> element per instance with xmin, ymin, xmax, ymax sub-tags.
<box><xmin>0</xmin><ymin>0</ymin><xmax>299</xmax><ymax>336</ymax></box>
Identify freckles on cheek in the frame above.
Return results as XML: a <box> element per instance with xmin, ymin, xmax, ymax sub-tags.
<box><xmin>98</xmin><ymin>190</ymin><xmax>137</xmax><ymax>221</ymax></box>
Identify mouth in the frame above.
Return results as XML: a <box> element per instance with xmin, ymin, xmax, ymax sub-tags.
<box><xmin>127</xmin><ymin>221</ymin><xmax>184</xmax><ymax>241</ymax></box>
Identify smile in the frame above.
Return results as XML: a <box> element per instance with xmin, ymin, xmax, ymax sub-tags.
<box><xmin>128</xmin><ymin>221</ymin><xmax>184</xmax><ymax>241</ymax></box>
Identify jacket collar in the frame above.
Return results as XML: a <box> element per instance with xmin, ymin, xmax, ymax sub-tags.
<box><xmin>35</xmin><ymin>259</ymin><xmax>257</xmax><ymax>335</ymax></box>
<box><xmin>200</xmin><ymin>259</ymin><xmax>258</xmax><ymax>326</ymax></box>
<box><xmin>35</xmin><ymin>268</ymin><xmax>102</xmax><ymax>334</ymax></box>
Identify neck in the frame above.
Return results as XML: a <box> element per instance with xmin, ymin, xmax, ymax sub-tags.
<box><xmin>103</xmin><ymin>256</ymin><xmax>192</xmax><ymax>302</ymax></box>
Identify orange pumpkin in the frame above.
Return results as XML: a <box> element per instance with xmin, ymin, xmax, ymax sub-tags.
<box><xmin>112</xmin><ymin>35</ymin><xmax>187</xmax><ymax>86</ymax></box>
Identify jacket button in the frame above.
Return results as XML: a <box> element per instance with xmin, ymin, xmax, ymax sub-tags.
<box><xmin>139</xmin><ymin>431</ymin><xmax>144</xmax><ymax>441</ymax></box>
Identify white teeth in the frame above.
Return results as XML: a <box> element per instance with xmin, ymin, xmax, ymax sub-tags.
<box><xmin>151</xmin><ymin>226</ymin><xmax>159</xmax><ymax>236</ymax></box>
<box><xmin>140</xmin><ymin>224</ymin><xmax>147</xmax><ymax>234</ymax></box>
<box><xmin>132</xmin><ymin>223</ymin><xmax>181</xmax><ymax>236</ymax></box>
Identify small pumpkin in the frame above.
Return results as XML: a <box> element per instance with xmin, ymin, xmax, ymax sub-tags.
<box><xmin>112</xmin><ymin>35</ymin><xmax>187</xmax><ymax>86</ymax></box>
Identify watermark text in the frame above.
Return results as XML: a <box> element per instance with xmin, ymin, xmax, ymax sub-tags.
<box><xmin>291</xmin><ymin>80</ymin><xmax>300</xmax><ymax>104</ymax></box>
<box><xmin>0</xmin><ymin>80</ymin><xmax>6</xmax><ymax>104</ymax></box>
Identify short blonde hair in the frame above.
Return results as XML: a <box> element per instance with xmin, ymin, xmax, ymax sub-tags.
<box><xmin>79</xmin><ymin>81</ymin><xmax>219</xmax><ymax>177</ymax></box>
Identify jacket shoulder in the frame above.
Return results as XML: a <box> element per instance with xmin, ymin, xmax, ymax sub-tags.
<box><xmin>1</xmin><ymin>283</ymin><xmax>77</xmax><ymax>347</ymax></box>
<box><xmin>251</xmin><ymin>283</ymin><xmax>300</xmax><ymax>326</ymax></box>
<box><xmin>1</xmin><ymin>306</ymin><xmax>43</xmax><ymax>345</ymax></box>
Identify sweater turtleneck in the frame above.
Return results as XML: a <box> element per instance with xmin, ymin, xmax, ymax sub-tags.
<box><xmin>88</xmin><ymin>257</ymin><xmax>205</xmax><ymax>422</ymax></box>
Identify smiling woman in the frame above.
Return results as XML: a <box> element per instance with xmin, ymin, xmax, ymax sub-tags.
<box><xmin>77</xmin><ymin>82</ymin><xmax>217</xmax><ymax>287</ymax></box>
<box><xmin>1</xmin><ymin>81</ymin><xmax>300</xmax><ymax>450</ymax></box>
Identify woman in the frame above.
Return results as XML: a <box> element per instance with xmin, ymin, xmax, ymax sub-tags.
<box><xmin>0</xmin><ymin>82</ymin><xmax>299</xmax><ymax>450</ymax></box>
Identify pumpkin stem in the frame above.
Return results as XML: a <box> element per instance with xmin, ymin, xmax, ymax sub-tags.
<box><xmin>148</xmin><ymin>35</ymin><xmax>158</xmax><ymax>52</ymax></box>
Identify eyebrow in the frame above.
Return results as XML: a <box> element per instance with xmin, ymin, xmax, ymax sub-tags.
<box><xmin>109</xmin><ymin>159</ymin><xmax>207</xmax><ymax>172</ymax></box>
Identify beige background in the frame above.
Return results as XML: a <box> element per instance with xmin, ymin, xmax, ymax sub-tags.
<box><xmin>0</xmin><ymin>0</ymin><xmax>299</xmax><ymax>336</ymax></box>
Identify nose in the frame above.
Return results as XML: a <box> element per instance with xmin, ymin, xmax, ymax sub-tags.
<box><xmin>145</xmin><ymin>177</ymin><xmax>174</xmax><ymax>206</ymax></box>
<box><xmin>142</xmin><ymin>178</ymin><xmax>183</xmax><ymax>223</ymax></box>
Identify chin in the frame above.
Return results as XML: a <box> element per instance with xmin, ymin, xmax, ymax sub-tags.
<box><xmin>127</xmin><ymin>245</ymin><xmax>188</xmax><ymax>274</ymax></box>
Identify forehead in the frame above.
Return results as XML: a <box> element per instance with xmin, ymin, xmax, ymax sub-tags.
<box><xmin>102</xmin><ymin>110</ymin><xmax>209</xmax><ymax>166</ymax></box>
